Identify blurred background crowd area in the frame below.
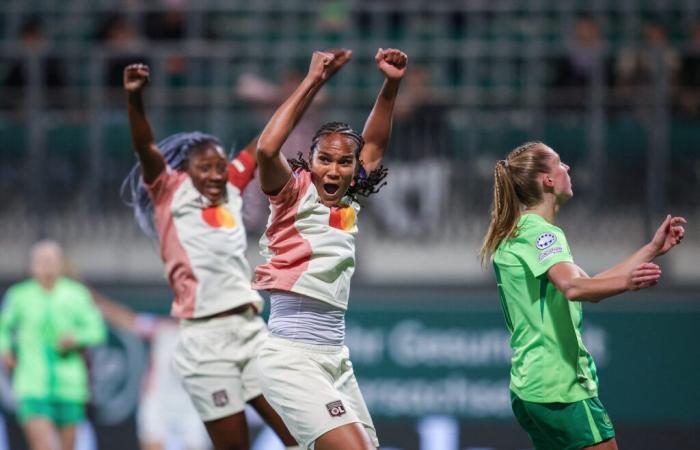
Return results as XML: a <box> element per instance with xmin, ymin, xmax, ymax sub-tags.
<box><xmin>0</xmin><ymin>0</ymin><xmax>699</xmax><ymax>284</ymax></box>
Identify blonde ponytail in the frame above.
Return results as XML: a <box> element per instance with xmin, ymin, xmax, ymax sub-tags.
<box><xmin>479</xmin><ymin>142</ymin><xmax>552</xmax><ymax>265</ymax></box>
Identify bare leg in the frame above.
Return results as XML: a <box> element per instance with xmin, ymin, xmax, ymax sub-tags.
<box><xmin>23</xmin><ymin>418</ymin><xmax>58</xmax><ymax>450</ymax></box>
<box><xmin>314</xmin><ymin>422</ymin><xmax>375</xmax><ymax>450</ymax></box>
<box><xmin>247</xmin><ymin>395</ymin><xmax>297</xmax><ymax>447</ymax></box>
<box><xmin>57</xmin><ymin>425</ymin><xmax>76</xmax><ymax>450</ymax></box>
<box><xmin>204</xmin><ymin>411</ymin><xmax>249</xmax><ymax>450</ymax></box>
<box><xmin>582</xmin><ymin>438</ymin><xmax>619</xmax><ymax>450</ymax></box>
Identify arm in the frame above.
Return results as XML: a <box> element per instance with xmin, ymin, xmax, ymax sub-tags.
<box><xmin>257</xmin><ymin>49</ymin><xmax>352</xmax><ymax>195</ymax></box>
<box><xmin>548</xmin><ymin>261</ymin><xmax>661</xmax><ymax>303</ymax></box>
<box><xmin>124</xmin><ymin>63</ymin><xmax>166</xmax><ymax>184</ymax></box>
<box><xmin>91</xmin><ymin>289</ymin><xmax>159</xmax><ymax>338</ymax></box>
<box><xmin>593</xmin><ymin>215</ymin><xmax>686</xmax><ymax>280</ymax></box>
<box><xmin>91</xmin><ymin>289</ymin><xmax>138</xmax><ymax>332</ymax></box>
<box><xmin>59</xmin><ymin>288</ymin><xmax>107</xmax><ymax>353</ymax></box>
<box><xmin>0</xmin><ymin>293</ymin><xmax>17</xmax><ymax>370</ymax></box>
<box><xmin>359</xmin><ymin>48</ymin><xmax>408</xmax><ymax>173</ymax></box>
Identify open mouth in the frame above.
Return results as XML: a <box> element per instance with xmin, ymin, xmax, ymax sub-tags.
<box><xmin>323</xmin><ymin>183</ymin><xmax>340</xmax><ymax>195</ymax></box>
<box><xmin>205</xmin><ymin>185</ymin><xmax>224</xmax><ymax>196</ymax></box>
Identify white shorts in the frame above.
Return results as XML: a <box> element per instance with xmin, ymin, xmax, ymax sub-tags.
<box><xmin>138</xmin><ymin>391</ymin><xmax>210</xmax><ymax>448</ymax></box>
<box><xmin>256</xmin><ymin>336</ymin><xmax>378</xmax><ymax>449</ymax></box>
<box><xmin>173</xmin><ymin>309</ymin><xmax>267</xmax><ymax>421</ymax></box>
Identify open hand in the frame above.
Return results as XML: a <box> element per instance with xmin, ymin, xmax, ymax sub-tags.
<box><xmin>626</xmin><ymin>262</ymin><xmax>661</xmax><ymax>291</ymax></box>
<box><xmin>375</xmin><ymin>48</ymin><xmax>408</xmax><ymax>80</ymax></box>
<box><xmin>123</xmin><ymin>63</ymin><xmax>150</xmax><ymax>92</ymax></box>
<box><xmin>650</xmin><ymin>215</ymin><xmax>686</xmax><ymax>257</ymax></box>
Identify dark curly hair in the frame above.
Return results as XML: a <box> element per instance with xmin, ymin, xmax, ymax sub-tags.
<box><xmin>288</xmin><ymin>122</ymin><xmax>388</xmax><ymax>201</ymax></box>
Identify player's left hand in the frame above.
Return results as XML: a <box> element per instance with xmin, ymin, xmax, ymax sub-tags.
<box><xmin>650</xmin><ymin>214</ymin><xmax>686</xmax><ymax>256</ymax></box>
<box><xmin>376</xmin><ymin>48</ymin><xmax>408</xmax><ymax>80</ymax></box>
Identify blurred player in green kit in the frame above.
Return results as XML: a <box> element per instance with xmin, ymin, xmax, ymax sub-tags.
<box><xmin>479</xmin><ymin>142</ymin><xmax>686</xmax><ymax>450</ymax></box>
<box><xmin>0</xmin><ymin>240</ymin><xmax>107</xmax><ymax>450</ymax></box>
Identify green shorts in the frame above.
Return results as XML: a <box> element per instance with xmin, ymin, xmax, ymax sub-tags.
<box><xmin>17</xmin><ymin>398</ymin><xmax>85</xmax><ymax>427</ymax></box>
<box><xmin>511</xmin><ymin>391</ymin><xmax>615</xmax><ymax>450</ymax></box>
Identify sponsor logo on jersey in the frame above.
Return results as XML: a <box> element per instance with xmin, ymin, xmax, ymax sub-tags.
<box><xmin>535</xmin><ymin>232</ymin><xmax>557</xmax><ymax>250</ymax></box>
<box><xmin>326</xmin><ymin>400</ymin><xmax>346</xmax><ymax>417</ymax></box>
<box><xmin>538</xmin><ymin>246</ymin><xmax>563</xmax><ymax>262</ymax></box>
<box><xmin>202</xmin><ymin>205</ymin><xmax>236</xmax><ymax>229</ymax></box>
<box><xmin>329</xmin><ymin>206</ymin><xmax>356</xmax><ymax>231</ymax></box>
<box><xmin>212</xmin><ymin>389</ymin><xmax>229</xmax><ymax>407</ymax></box>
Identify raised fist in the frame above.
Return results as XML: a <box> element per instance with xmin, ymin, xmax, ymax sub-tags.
<box><xmin>307</xmin><ymin>51</ymin><xmax>336</xmax><ymax>82</ymax></box>
<box><xmin>123</xmin><ymin>63</ymin><xmax>150</xmax><ymax>92</ymax></box>
<box><xmin>375</xmin><ymin>48</ymin><xmax>408</xmax><ymax>80</ymax></box>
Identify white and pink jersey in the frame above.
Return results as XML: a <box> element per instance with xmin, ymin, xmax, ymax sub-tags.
<box><xmin>147</xmin><ymin>151</ymin><xmax>263</xmax><ymax>319</ymax></box>
<box><xmin>253</xmin><ymin>170</ymin><xmax>359</xmax><ymax>311</ymax></box>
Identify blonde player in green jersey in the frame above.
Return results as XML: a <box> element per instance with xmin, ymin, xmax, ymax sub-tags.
<box><xmin>479</xmin><ymin>141</ymin><xmax>686</xmax><ymax>450</ymax></box>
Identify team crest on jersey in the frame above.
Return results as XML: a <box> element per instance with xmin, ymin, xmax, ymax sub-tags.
<box><xmin>212</xmin><ymin>389</ymin><xmax>229</xmax><ymax>407</ymax></box>
<box><xmin>326</xmin><ymin>400</ymin><xmax>346</xmax><ymax>417</ymax></box>
<box><xmin>535</xmin><ymin>232</ymin><xmax>557</xmax><ymax>249</ymax></box>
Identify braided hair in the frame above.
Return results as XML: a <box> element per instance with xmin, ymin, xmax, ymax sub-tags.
<box><xmin>479</xmin><ymin>141</ymin><xmax>554</xmax><ymax>265</ymax></box>
<box><xmin>288</xmin><ymin>122</ymin><xmax>388</xmax><ymax>201</ymax></box>
<box><xmin>121</xmin><ymin>131</ymin><xmax>222</xmax><ymax>239</ymax></box>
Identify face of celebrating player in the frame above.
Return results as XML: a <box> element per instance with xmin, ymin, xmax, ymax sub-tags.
<box><xmin>187</xmin><ymin>144</ymin><xmax>229</xmax><ymax>203</ymax></box>
<box><xmin>310</xmin><ymin>133</ymin><xmax>358</xmax><ymax>207</ymax></box>
<box><xmin>542</xmin><ymin>146</ymin><xmax>573</xmax><ymax>204</ymax></box>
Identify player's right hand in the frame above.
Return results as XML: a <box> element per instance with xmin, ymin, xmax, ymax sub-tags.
<box><xmin>626</xmin><ymin>262</ymin><xmax>661</xmax><ymax>291</ymax></box>
<box><xmin>124</xmin><ymin>63</ymin><xmax>150</xmax><ymax>92</ymax></box>
<box><xmin>307</xmin><ymin>51</ymin><xmax>336</xmax><ymax>83</ymax></box>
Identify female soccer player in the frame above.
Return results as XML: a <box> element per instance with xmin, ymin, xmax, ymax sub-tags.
<box><xmin>252</xmin><ymin>48</ymin><xmax>407</xmax><ymax>450</ymax></box>
<box><xmin>121</xmin><ymin>64</ymin><xmax>297</xmax><ymax>450</ymax></box>
<box><xmin>0</xmin><ymin>240</ymin><xmax>106</xmax><ymax>450</ymax></box>
<box><xmin>479</xmin><ymin>141</ymin><xmax>686</xmax><ymax>450</ymax></box>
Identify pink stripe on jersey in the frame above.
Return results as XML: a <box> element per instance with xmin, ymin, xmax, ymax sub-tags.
<box><xmin>253</xmin><ymin>172</ymin><xmax>312</xmax><ymax>291</ymax></box>
<box><xmin>148</xmin><ymin>169</ymin><xmax>198</xmax><ymax>318</ymax></box>
<box><xmin>145</xmin><ymin>150</ymin><xmax>262</xmax><ymax>320</ymax></box>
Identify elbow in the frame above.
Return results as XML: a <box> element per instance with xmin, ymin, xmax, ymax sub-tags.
<box><xmin>563</xmin><ymin>287</ymin><xmax>598</xmax><ymax>303</ymax></box>
<box><xmin>256</xmin><ymin>136</ymin><xmax>279</xmax><ymax>160</ymax></box>
<box><xmin>256</xmin><ymin>145</ymin><xmax>276</xmax><ymax>161</ymax></box>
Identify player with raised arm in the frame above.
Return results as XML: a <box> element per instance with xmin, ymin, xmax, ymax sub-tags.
<box><xmin>122</xmin><ymin>64</ymin><xmax>297</xmax><ymax>450</ymax></box>
<box><xmin>252</xmin><ymin>47</ymin><xmax>407</xmax><ymax>450</ymax></box>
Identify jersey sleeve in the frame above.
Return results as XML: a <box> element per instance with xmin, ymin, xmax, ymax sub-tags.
<box><xmin>228</xmin><ymin>151</ymin><xmax>257</xmax><ymax>192</ymax></box>
<box><xmin>514</xmin><ymin>223</ymin><xmax>574</xmax><ymax>278</ymax></box>
<box><xmin>0</xmin><ymin>288</ymin><xmax>18</xmax><ymax>353</ymax></box>
<box><xmin>144</xmin><ymin>166</ymin><xmax>178</xmax><ymax>205</ymax></box>
<box><xmin>268</xmin><ymin>170</ymin><xmax>309</xmax><ymax>209</ymax></box>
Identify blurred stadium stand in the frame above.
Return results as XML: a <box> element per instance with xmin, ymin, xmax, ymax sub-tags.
<box><xmin>0</xmin><ymin>0</ymin><xmax>698</xmax><ymax>284</ymax></box>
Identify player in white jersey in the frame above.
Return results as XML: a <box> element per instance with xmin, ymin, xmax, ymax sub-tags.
<box><xmin>121</xmin><ymin>64</ymin><xmax>297</xmax><ymax>450</ymax></box>
<box><xmin>253</xmin><ymin>48</ymin><xmax>407</xmax><ymax>450</ymax></box>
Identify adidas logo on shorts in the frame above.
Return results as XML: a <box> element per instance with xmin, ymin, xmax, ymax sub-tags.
<box><xmin>326</xmin><ymin>400</ymin><xmax>346</xmax><ymax>417</ymax></box>
<box><xmin>212</xmin><ymin>389</ymin><xmax>229</xmax><ymax>407</ymax></box>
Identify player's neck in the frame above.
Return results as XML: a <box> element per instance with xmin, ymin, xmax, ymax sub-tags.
<box><xmin>524</xmin><ymin>197</ymin><xmax>558</xmax><ymax>224</ymax></box>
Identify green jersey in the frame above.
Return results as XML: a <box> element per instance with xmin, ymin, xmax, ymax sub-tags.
<box><xmin>493</xmin><ymin>213</ymin><xmax>598</xmax><ymax>403</ymax></box>
<box><xmin>0</xmin><ymin>277</ymin><xmax>106</xmax><ymax>402</ymax></box>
